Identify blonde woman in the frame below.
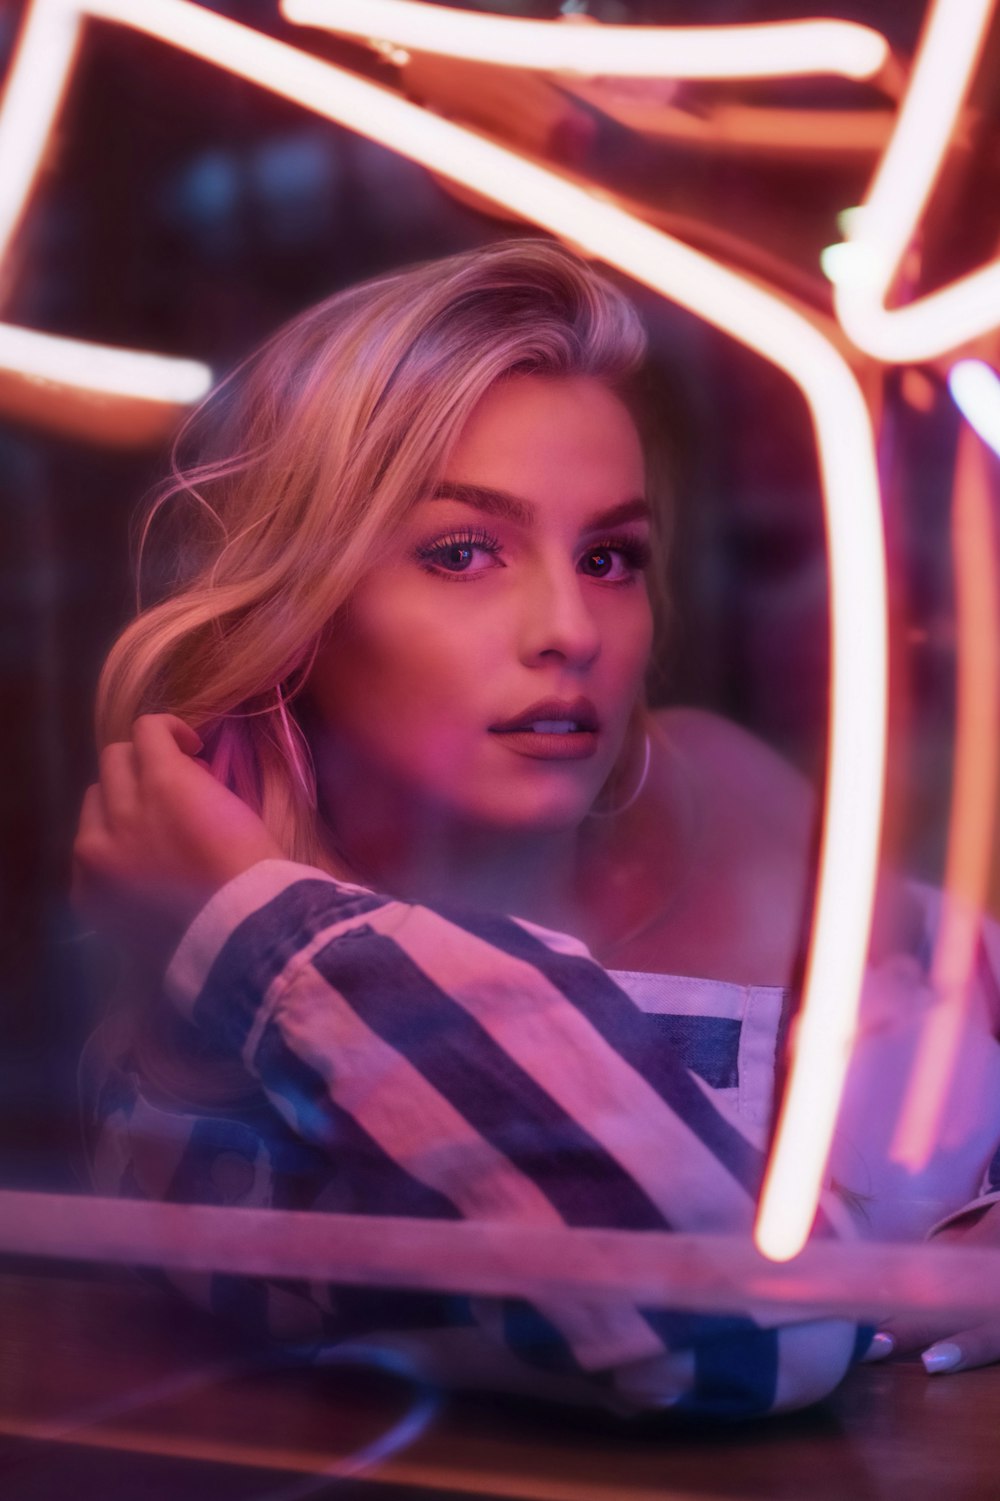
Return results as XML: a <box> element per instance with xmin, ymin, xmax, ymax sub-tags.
<box><xmin>74</xmin><ymin>240</ymin><xmax>1000</xmax><ymax>1416</ymax></box>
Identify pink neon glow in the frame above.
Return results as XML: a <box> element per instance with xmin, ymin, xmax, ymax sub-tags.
<box><xmin>0</xmin><ymin>323</ymin><xmax>210</xmax><ymax>403</ymax></box>
<box><xmin>950</xmin><ymin>359</ymin><xmax>1000</xmax><ymax>457</ymax></box>
<box><xmin>283</xmin><ymin>0</ymin><xmax>890</xmax><ymax>82</ymax></box>
<box><xmin>563</xmin><ymin>92</ymin><xmax>894</xmax><ymax>157</ymax></box>
<box><xmin>0</xmin><ymin>0</ymin><xmax>81</xmax><ymax>281</ymax></box>
<box><xmin>891</xmin><ymin>424</ymin><xmax>1000</xmax><ymax>1169</ymax></box>
<box><xmin>834</xmin><ymin>0</ymin><xmax>1000</xmax><ymax>362</ymax></box>
<box><xmin>0</xmin><ymin>0</ymin><xmax>889</xmax><ymax>1262</ymax></box>
<box><xmin>0</xmin><ymin>0</ymin><xmax>211</xmax><ymax>405</ymax></box>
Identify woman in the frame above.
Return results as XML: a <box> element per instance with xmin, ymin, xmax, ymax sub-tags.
<box><xmin>74</xmin><ymin>239</ymin><xmax>1000</xmax><ymax>1415</ymax></box>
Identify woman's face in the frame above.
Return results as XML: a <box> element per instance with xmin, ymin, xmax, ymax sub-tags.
<box><xmin>308</xmin><ymin>374</ymin><xmax>655</xmax><ymax>835</ymax></box>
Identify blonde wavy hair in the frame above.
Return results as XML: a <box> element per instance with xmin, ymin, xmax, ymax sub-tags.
<box><xmin>97</xmin><ymin>238</ymin><xmax>669</xmax><ymax>874</ymax></box>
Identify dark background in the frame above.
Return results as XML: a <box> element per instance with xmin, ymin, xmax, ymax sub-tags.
<box><xmin>1</xmin><ymin>0</ymin><xmax>996</xmax><ymax>1190</ymax></box>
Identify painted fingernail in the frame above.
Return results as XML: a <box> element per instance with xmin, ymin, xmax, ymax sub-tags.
<box><xmin>922</xmin><ymin>1342</ymin><xmax>962</xmax><ymax>1374</ymax></box>
<box><xmin>861</xmin><ymin>1331</ymin><xmax>895</xmax><ymax>1363</ymax></box>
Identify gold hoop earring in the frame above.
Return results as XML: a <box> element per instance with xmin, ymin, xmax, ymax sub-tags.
<box><xmin>588</xmin><ymin>731</ymin><xmax>651</xmax><ymax>819</ymax></box>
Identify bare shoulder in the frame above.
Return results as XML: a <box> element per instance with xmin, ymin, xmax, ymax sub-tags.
<box><xmin>631</xmin><ymin>708</ymin><xmax>818</xmax><ymax>981</ymax></box>
<box><xmin>639</xmin><ymin>708</ymin><xmax>923</xmax><ymax>982</ymax></box>
<box><xmin>652</xmin><ymin>706</ymin><xmax>816</xmax><ymax>841</ymax></box>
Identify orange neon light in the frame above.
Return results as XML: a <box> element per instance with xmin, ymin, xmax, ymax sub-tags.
<box><xmin>0</xmin><ymin>0</ymin><xmax>890</xmax><ymax>1262</ymax></box>
<box><xmin>891</xmin><ymin>422</ymin><xmax>1000</xmax><ymax>1169</ymax></box>
<box><xmin>833</xmin><ymin>0</ymin><xmax>1000</xmax><ymax>362</ymax></box>
<box><xmin>0</xmin><ymin>0</ymin><xmax>80</xmax><ymax>280</ymax></box>
<box><xmin>950</xmin><ymin>358</ymin><xmax>1000</xmax><ymax>459</ymax></box>
<box><xmin>568</xmin><ymin>95</ymin><xmax>895</xmax><ymax>159</ymax></box>
<box><xmin>0</xmin><ymin>0</ymin><xmax>212</xmax><ymax>407</ymax></box>
<box><xmin>0</xmin><ymin>323</ymin><xmax>211</xmax><ymax>404</ymax></box>
<box><xmin>282</xmin><ymin>0</ymin><xmax>891</xmax><ymax>82</ymax></box>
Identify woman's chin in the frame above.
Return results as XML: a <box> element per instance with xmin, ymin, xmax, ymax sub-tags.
<box><xmin>449</xmin><ymin>789</ymin><xmax>597</xmax><ymax>837</ymax></box>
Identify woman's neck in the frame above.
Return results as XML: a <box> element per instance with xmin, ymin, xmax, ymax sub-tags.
<box><xmin>315</xmin><ymin>761</ymin><xmax>588</xmax><ymax>931</ymax></box>
<box><xmin>310</xmin><ymin>724</ymin><xmax>693</xmax><ymax>955</ymax></box>
<box><xmin>376</xmin><ymin>822</ymin><xmax>585</xmax><ymax>928</ymax></box>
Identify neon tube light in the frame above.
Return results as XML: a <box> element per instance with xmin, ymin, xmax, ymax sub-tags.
<box><xmin>835</xmin><ymin>0</ymin><xmax>1000</xmax><ymax>362</ymax></box>
<box><xmin>891</xmin><ymin>418</ymin><xmax>1000</xmax><ymax>1168</ymax></box>
<box><xmin>0</xmin><ymin>323</ymin><xmax>211</xmax><ymax>403</ymax></box>
<box><xmin>0</xmin><ymin>0</ymin><xmax>81</xmax><ymax>280</ymax></box>
<box><xmin>949</xmin><ymin>359</ymin><xmax>1000</xmax><ymax>458</ymax></box>
<box><xmin>572</xmin><ymin>100</ymin><xmax>894</xmax><ymax>157</ymax></box>
<box><xmin>0</xmin><ymin>0</ymin><xmax>212</xmax><ymax>408</ymax></box>
<box><xmin>282</xmin><ymin>0</ymin><xmax>890</xmax><ymax>82</ymax></box>
<box><xmin>0</xmin><ymin>0</ymin><xmax>888</xmax><ymax>1261</ymax></box>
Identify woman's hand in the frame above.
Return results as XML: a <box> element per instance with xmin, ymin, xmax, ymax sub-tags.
<box><xmin>866</xmin><ymin>1203</ymin><xmax>1000</xmax><ymax>1374</ymax></box>
<box><xmin>72</xmin><ymin>713</ymin><xmax>283</xmax><ymax>971</ymax></box>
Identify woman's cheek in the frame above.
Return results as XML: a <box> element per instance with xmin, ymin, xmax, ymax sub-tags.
<box><xmin>608</xmin><ymin>595</ymin><xmax>654</xmax><ymax>684</ymax></box>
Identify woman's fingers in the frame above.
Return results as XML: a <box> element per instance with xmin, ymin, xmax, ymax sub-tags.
<box><xmin>76</xmin><ymin>711</ymin><xmax>278</xmax><ymax>949</ymax></box>
<box><xmin>865</xmin><ymin>1316</ymin><xmax>951</xmax><ymax>1360</ymax></box>
<box><xmin>130</xmin><ymin>712</ymin><xmax>203</xmax><ymax>769</ymax></box>
<box><xmin>72</xmin><ymin>782</ymin><xmax>115</xmax><ymax>923</ymax></box>
<box><xmin>76</xmin><ymin>781</ymin><xmax>107</xmax><ymax>838</ymax></box>
<box><xmin>71</xmin><ymin>784</ymin><xmax>105</xmax><ymax>904</ymax></box>
<box><xmin>97</xmin><ymin>741</ymin><xmax>138</xmax><ymax>823</ymax></box>
<box><xmin>98</xmin><ymin>711</ymin><xmax>203</xmax><ymax>826</ymax></box>
<box><xmin>920</xmin><ymin>1320</ymin><xmax>1000</xmax><ymax>1374</ymax></box>
<box><xmin>864</xmin><ymin>1315</ymin><xmax>1000</xmax><ymax>1374</ymax></box>
<box><xmin>864</xmin><ymin>1205</ymin><xmax>1000</xmax><ymax>1373</ymax></box>
<box><xmin>73</xmin><ymin>782</ymin><xmax>111</xmax><ymax>877</ymax></box>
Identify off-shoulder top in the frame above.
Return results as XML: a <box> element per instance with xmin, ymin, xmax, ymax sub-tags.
<box><xmin>83</xmin><ymin>860</ymin><xmax>1000</xmax><ymax>1419</ymax></box>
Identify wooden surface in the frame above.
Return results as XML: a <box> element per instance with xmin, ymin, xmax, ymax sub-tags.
<box><xmin>1</xmin><ymin>1270</ymin><xmax>999</xmax><ymax>1501</ymax></box>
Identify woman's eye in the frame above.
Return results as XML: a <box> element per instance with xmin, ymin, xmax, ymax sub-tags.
<box><xmin>579</xmin><ymin>538</ymin><xmax>650</xmax><ymax>581</ymax></box>
<box><xmin>581</xmin><ymin>547</ymin><xmax>619</xmax><ymax>579</ymax></box>
<box><xmin>437</xmin><ymin>542</ymin><xmax>481</xmax><ymax>572</ymax></box>
<box><xmin>416</xmin><ymin>532</ymin><xmax>503</xmax><ymax>578</ymax></box>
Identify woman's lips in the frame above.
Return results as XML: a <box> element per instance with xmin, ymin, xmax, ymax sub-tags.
<box><xmin>489</xmin><ymin>697</ymin><xmax>600</xmax><ymax>760</ymax></box>
<box><xmin>489</xmin><ymin>728</ymin><xmax>598</xmax><ymax>760</ymax></box>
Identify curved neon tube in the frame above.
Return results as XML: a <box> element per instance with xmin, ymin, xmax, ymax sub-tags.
<box><xmin>282</xmin><ymin>0</ymin><xmax>890</xmax><ymax>82</ymax></box>
<box><xmin>950</xmin><ymin>359</ymin><xmax>1000</xmax><ymax>458</ymax></box>
<box><xmin>891</xmin><ymin>420</ymin><xmax>1000</xmax><ymax>1168</ymax></box>
<box><xmin>0</xmin><ymin>0</ymin><xmax>81</xmax><ymax>280</ymax></box>
<box><xmin>0</xmin><ymin>0</ymin><xmax>888</xmax><ymax>1261</ymax></box>
<box><xmin>0</xmin><ymin>0</ymin><xmax>212</xmax><ymax>408</ymax></box>
<box><xmin>835</xmin><ymin>0</ymin><xmax>1000</xmax><ymax>362</ymax></box>
<box><xmin>0</xmin><ymin>323</ymin><xmax>211</xmax><ymax>403</ymax></box>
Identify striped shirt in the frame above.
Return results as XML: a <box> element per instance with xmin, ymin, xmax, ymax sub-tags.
<box><xmin>85</xmin><ymin>860</ymin><xmax>1000</xmax><ymax>1417</ymax></box>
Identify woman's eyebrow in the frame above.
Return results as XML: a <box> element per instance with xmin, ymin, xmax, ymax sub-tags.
<box><xmin>585</xmin><ymin>497</ymin><xmax>651</xmax><ymax>530</ymax></box>
<box><xmin>427</xmin><ymin>483</ymin><xmax>650</xmax><ymax>531</ymax></box>
<box><xmin>427</xmin><ymin>482</ymin><xmax>535</xmax><ymax>525</ymax></box>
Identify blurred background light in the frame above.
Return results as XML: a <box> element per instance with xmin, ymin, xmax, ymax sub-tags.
<box><xmin>949</xmin><ymin>358</ymin><xmax>1000</xmax><ymax>457</ymax></box>
<box><xmin>283</xmin><ymin>0</ymin><xmax>891</xmax><ymax>81</ymax></box>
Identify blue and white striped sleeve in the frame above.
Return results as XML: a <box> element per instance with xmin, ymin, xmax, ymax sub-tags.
<box><xmin>163</xmin><ymin>858</ymin><xmax>862</xmax><ymax>1416</ymax></box>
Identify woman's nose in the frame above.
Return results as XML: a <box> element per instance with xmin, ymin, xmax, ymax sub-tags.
<box><xmin>518</xmin><ymin>562</ymin><xmax>600</xmax><ymax>670</ymax></box>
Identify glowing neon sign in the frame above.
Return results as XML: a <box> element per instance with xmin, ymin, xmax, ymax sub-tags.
<box><xmin>6</xmin><ymin>0</ymin><xmax>996</xmax><ymax>1261</ymax></box>
<box><xmin>283</xmin><ymin>0</ymin><xmax>890</xmax><ymax>82</ymax></box>
<box><xmin>950</xmin><ymin>360</ymin><xmax>1000</xmax><ymax>458</ymax></box>
<box><xmin>0</xmin><ymin>0</ymin><xmax>890</xmax><ymax>1265</ymax></box>
<box><xmin>0</xmin><ymin>0</ymin><xmax>212</xmax><ymax>413</ymax></box>
<box><xmin>834</xmin><ymin>0</ymin><xmax>1000</xmax><ymax>363</ymax></box>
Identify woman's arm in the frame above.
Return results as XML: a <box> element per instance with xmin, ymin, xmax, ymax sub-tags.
<box><xmin>162</xmin><ymin>851</ymin><xmax>862</xmax><ymax>1413</ymax></box>
<box><xmin>75</xmin><ymin>714</ymin><xmax>862</xmax><ymax>1415</ymax></box>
